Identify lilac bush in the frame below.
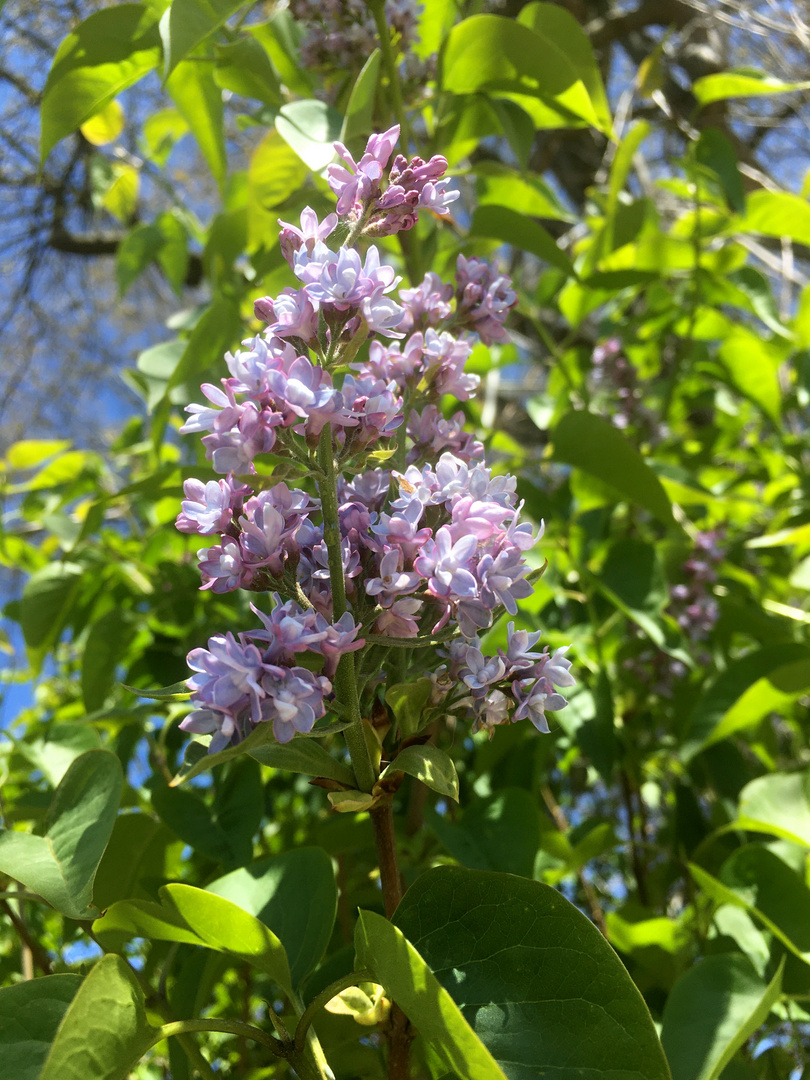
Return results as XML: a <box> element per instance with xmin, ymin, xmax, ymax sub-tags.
<box><xmin>175</xmin><ymin>126</ymin><xmax>574</xmax><ymax>780</ymax></box>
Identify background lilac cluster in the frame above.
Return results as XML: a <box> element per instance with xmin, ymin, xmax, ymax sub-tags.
<box><xmin>176</xmin><ymin>126</ymin><xmax>574</xmax><ymax>752</ymax></box>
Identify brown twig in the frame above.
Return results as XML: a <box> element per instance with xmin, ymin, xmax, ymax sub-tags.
<box><xmin>369</xmin><ymin>802</ymin><xmax>414</xmax><ymax>1080</ymax></box>
<box><xmin>1</xmin><ymin>898</ymin><xmax>52</xmax><ymax>974</ymax></box>
<box><xmin>540</xmin><ymin>785</ymin><xmax>608</xmax><ymax>938</ymax></box>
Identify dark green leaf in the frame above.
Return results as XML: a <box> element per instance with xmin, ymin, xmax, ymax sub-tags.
<box><xmin>471</xmin><ymin>205</ymin><xmax>574</xmax><ymax>275</ymax></box>
<box><xmin>82</xmin><ymin>609</ymin><xmax>134</xmax><ymax>712</ymax></box>
<box><xmin>0</xmin><ymin>749</ymin><xmax>123</xmax><ymax>919</ymax></box>
<box><xmin>93</xmin><ymin>813</ymin><xmax>180</xmax><ymax>909</ymax></box>
<box><xmin>207</xmin><ymin>847</ymin><xmax>337</xmax><ymax>986</ymax></box>
<box><xmin>20</xmin><ymin>562</ymin><xmax>84</xmax><ymax>652</ymax></box>
<box><xmin>121</xmin><ymin>679</ymin><xmax>192</xmax><ymax>701</ymax></box>
<box><xmin>550</xmin><ymin>411</ymin><xmax>674</xmax><ymax>524</ymax></box>
<box><xmin>393</xmin><ymin>867</ymin><xmax>671</xmax><ymax>1080</ymax></box>
<box><xmin>428</xmin><ymin>789</ymin><xmax>540</xmax><ymax>877</ymax></box>
<box><xmin>0</xmin><ymin>975</ymin><xmax>82</xmax><ymax>1080</ymax></box>
<box><xmin>355</xmin><ymin>909</ymin><xmax>508</xmax><ymax>1080</ymax></box>
<box><xmin>695</xmin><ymin>128</ymin><xmax>745</xmax><ymax>215</ymax></box>
<box><xmin>661</xmin><ymin>955</ymin><xmax>782</xmax><ymax>1080</ymax></box>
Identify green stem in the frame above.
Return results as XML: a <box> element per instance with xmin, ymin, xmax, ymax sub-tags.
<box><xmin>367</xmin><ymin>0</ymin><xmax>409</xmax><ymax>151</ymax></box>
<box><xmin>155</xmin><ymin>1019</ymin><xmax>285</xmax><ymax>1056</ymax></box>
<box><xmin>317</xmin><ymin>425</ymin><xmax>377</xmax><ymax>793</ymax></box>
<box><xmin>293</xmin><ymin>970</ymin><xmax>374</xmax><ymax>1053</ymax></box>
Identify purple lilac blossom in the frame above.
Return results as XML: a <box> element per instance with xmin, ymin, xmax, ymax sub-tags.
<box><xmin>176</xmin><ymin>125</ymin><xmax>570</xmax><ymax>754</ymax></box>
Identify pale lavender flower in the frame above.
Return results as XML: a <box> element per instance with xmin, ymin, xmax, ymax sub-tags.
<box><xmin>366</xmin><ymin>548</ymin><xmax>421</xmax><ymax>607</ymax></box>
<box><xmin>198</xmin><ymin>538</ymin><xmax>250</xmax><ymax>593</ymax></box>
<box><xmin>176</xmin><ymin>478</ymin><xmax>234</xmax><ymax>535</ymax></box>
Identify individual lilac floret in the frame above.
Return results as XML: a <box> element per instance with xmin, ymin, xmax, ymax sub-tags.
<box><xmin>327</xmin><ymin>125</ymin><xmax>400</xmax><ymax>215</ymax></box>
<box><xmin>366</xmin><ymin>548</ymin><xmax>421</xmax><ymax>608</ymax></box>
<box><xmin>398</xmin><ymin>272</ymin><xmax>454</xmax><ymax>333</ymax></box>
<box><xmin>176</xmin><ymin>478</ymin><xmax>235</xmax><ymax>535</ymax></box>
<box><xmin>259</xmin><ymin>666</ymin><xmax>331</xmax><ymax>743</ymax></box>
<box><xmin>186</xmin><ymin>632</ymin><xmax>267</xmax><ymax>727</ymax></box>
<box><xmin>198</xmin><ymin>538</ymin><xmax>249</xmax><ymax>593</ymax></box>
<box><xmin>278</xmin><ymin>206</ymin><xmax>338</xmax><ymax>268</ymax></box>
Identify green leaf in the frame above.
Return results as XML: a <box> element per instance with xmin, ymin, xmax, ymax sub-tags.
<box><xmin>691</xmin><ymin>848</ymin><xmax>810</xmax><ymax>963</ymax></box>
<box><xmin>95</xmin><ymin>886</ymin><xmax>294</xmax><ymax>995</ymax></box>
<box><xmin>0</xmin><ymin>749</ymin><xmax>123</xmax><ymax>919</ymax></box>
<box><xmin>694</xmin><ymin>69</ymin><xmax>810</xmax><ymax>107</ymax></box>
<box><xmin>116</xmin><ymin>223</ymin><xmax>164</xmax><ymax>295</ymax></box>
<box><xmin>695</xmin><ymin>128</ymin><xmax>745</xmax><ymax>216</ymax></box>
<box><xmin>355</xmin><ymin>909</ymin><xmax>508</xmax><ymax>1080</ymax></box>
<box><xmin>392</xmin><ymin>867</ymin><xmax>672</xmax><ymax>1080</ymax></box>
<box><xmin>166</xmin><ymin>59</ymin><xmax>226</xmax><ymax>189</ymax></box>
<box><xmin>735</xmin><ymin>770</ymin><xmax>810</xmax><ymax>848</ymax></box>
<box><xmin>101</xmin><ymin>162</ymin><xmax>139</xmax><ymax>221</ymax></box>
<box><xmin>4</xmin><ymin>439</ymin><xmax>72</xmax><ymax>469</ymax></box>
<box><xmin>121</xmin><ymin>679</ymin><xmax>191</xmax><ymax>701</ymax></box>
<box><xmin>516</xmin><ymin>2</ymin><xmax>612</xmax><ymax>134</ymax></box>
<box><xmin>141</xmin><ymin>107</ymin><xmax>189</xmax><ymax>166</ymax></box>
<box><xmin>340</xmin><ymin>50</ymin><xmax>381</xmax><ymax>145</ymax></box>
<box><xmin>207</xmin><ymin>847</ymin><xmax>337</xmax><ymax>986</ymax></box>
<box><xmin>661</xmin><ymin>954</ymin><xmax>783</xmax><ymax>1080</ymax></box>
<box><xmin>475</xmin><ymin>163</ymin><xmax>573</xmax><ymax>221</ymax></box>
<box><xmin>717</xmin><ymin>329</ymin><xmax>781</xmax><ymax>425</ymax></box>
<box><xmin>550</xmin><ymin>410</ymin><xmax>674</xmax><ymax>525</ymax></box>
<box><xmin>470</xmin><ymin>204</ymin><xmax>575</xmax><ymax>275</ymax></box>
<box><xmin>82</xmin><ymin>609</ymin><xmax>134</xmax><ymax>712</ymax></box>
<box><xmin>38</xmin><ymin>955</ymin><xmax>155</xmax><ymax>1080</ymax></box>
<box><xmin>428</xmin><ymin>789</ymin><xmax>540</xmax><ymax>877</ymax></box>
<box><xmin>382</xmin><ymin>745</ymin><xmax>459</xmax><ymax>801</ymax></box>
<box><xmin>247</xmin><ymin>128</ymin><xmax>308</xmax><ymax>248</ymax></box>
<box><xmin>443</xmin><ymin>15</ymin><xmax>609</xmax><ymax>133</ymax></box>
<box><xmin>414</xmin><ymin>0</ymin><xmax>455</xmax><ymax>59</ymax></box>
<box><xmin>164</xmin><ymin>0</ymin><xmax>249</xmax><ymax>76</ymax></box>
<box><xmin>276</xmin><ymin>100</ymin><xmax>343</xmax><ymax>170</ymax></box>
<box><xmin>0</xmin><ymin>974</ymin><xmax>82</xmax><ymax>1080</ymax></box>
<box><xmin>40</xmin><ymin>4</ymin><xmax>160</xmax><ymax>166</ymax></box>
<box><xmin>80</xmin><ymin>99</ymin><xmax>126</xmax><ymax>145</ymax></box>
<box><xmin>166</xmin><ymin>295</ymin><xmax>242</xmax><ymax>392</ymax></box>
<box><xmin>173</xmin><ymin>721</ymin><xmax>356</xmax><ymax>786</ymax></box>
<box><xmin>151</xmin><ymin>761</ymin><xmax>260</xmax><ymax>867</ymax></box>
<box><xmin>740</xmin><ymin>190</ymin><xmax>810</xmax><ymax>248</ymax></box>
<box><xmin>20</xmin><ymin>562</ymin><xmax>84</xmax><ymax>652</ymax></box>
<box><xmin>681</xmin><ymin>645</ymin><xmax>810</xmax><ymax>759</ymax></box>
<box><xmin>385</xmin><ymin>678</ymin><xmax>433</xmax><ymax>739</ymax></box>
<box><xmin>14</xmin><ymin>722</ymin><xmax>100</xmax><ymax>788</ymax></box>
<box><xmin>214</xmin><ymin>37</ymin><xmax>281</xmax><ymax>105</ymax></box>
<box><xmin>93</xmin><ymin>812</ymin><xmax>180</xmax><ymax>909</ymax></box>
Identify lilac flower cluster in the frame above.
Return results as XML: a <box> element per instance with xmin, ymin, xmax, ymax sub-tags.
<box><xmin>669</xmin><ymin>530</ymin><xmax>723</xmax><ymax>645</ymax></box>
<box><xmin>288</xmin><ymin>0</ymin><xmax>420</xmax><ymax>89</ymax></box>
<box><xmin>590</xmin><ymin>337</ymin><xmax>657</xmax><ymax>435</ymax></box>
<box><xmin>176</xmin><ymin>126</ymin><xmax>569</xmax><ymax>755</ymax></box>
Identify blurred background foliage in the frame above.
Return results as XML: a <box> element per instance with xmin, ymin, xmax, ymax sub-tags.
<box><xmin>2</xmin><ymin>1</ymin><xmax>810</xmax><ymax>1077</ymax></box>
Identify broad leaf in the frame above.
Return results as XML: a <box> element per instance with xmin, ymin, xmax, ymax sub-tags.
<box><xmin>681</xmin><ymin>644</ymin><xmax>810</xmax><ymax>759</ymax></box>
<box><xmin>166</xmin><ymin>59</ymin><xmax>226</xmax><ymax>189</ymax></box>
<box><xmin>471</xmin><ymin>205</ymin><xmax>574</xmax><ymax>275</ymax></box>
<box><xmin>0</xmin><ymin>975</ymin><xmax>82</xmax><ymax>1080</ymax></box>
<box><xmin>393</xmin><ymin>867</ymin><xmax>671</xmax><ymax>1080</ymax></box>
<box><xmin>443</xmin><ymin>15</ymin><xmax>608</xmax><ymax>133</ymax></box>
<box><xmin>247</xmin><ymin>128</ymin><xmax>308</xmax><ymax>248</ymax></box>
<box><xmin>173</xmin><ymin>721</ymin><xmax>355</xmax><ymax>786</ymax></box>
<box><xmin>20</xmin><ymin>562</ymin><xmax>84</xmax><ymax>652</ymax></box>
<box><xmin>385</xmin><ymin>678</ymin><xmax>433</xmax><ymax>739</ymax></box>
<box><xmin>92</xmin><ymin>812</ymin><xmax>180</xmax><ymax>910</ymax></box>
<box><xmin>82</xmin><ymin>609</ymin><xmax>134</xmax><ymax>711</ymax></box>
<box><xmin>38</xmin><ymin>955</ymin><xmax>155</xmax><ymax>1080</ymax></box>
<box><xmin>550</xmin><ymin>410</ymin><xmax>674</xmax><ymax>525</ymax></box>
<box><xmin>735</xmin><ymin>770</ymin><xmax>810</xmax><ymax>848</ymax></box>
<box><xmin>0</xmin><ymin>749</ymin><xmax>122</xmax><ymax>919</ymax></box>
<box><xmin>276</xmin><ymin>100</ymin><xmax>343</xmax><ymax>170</ymax></box>
<box><xmin>164</xmin><ymin>0</ymin><xmax>249</xmax><ymax>76</ymax></box>
<box><xmin>381</xmin><ymin>745</ymin><xmax>459</xmax><ymax>802</ymax></box>
<box><xmin>207</xmin><ymin>847</ymin><xmax>337</xmax><ymax>986</ymax></box>
<box><xmin>661</xmin><ymin>954</ymin><xmax>783</xmax><ymax>1080</ymax></box>
<box><xmin>41</xmin><ymin>4</ymin><xmax>160</xmax><ymax>165</ymax></box>
<box><xmin>214</xmin><ymin>37</ymin><xmax>281</xmax><ymax>105</ymax></box>
<box><xmin>165</xmin><ymin>295</ymin><xmax>242</xmax><ymax>392</ymax></box>
<box><xmin>428</xmin><ymin>788</ymin><xmax>540</xmax><ymax>877</ymax></box>
<box><xmin>340</xmin><ymin>50</ymin><xmax>381</xmax><ymax>144</ymax></box>
<box><xmin>355</xmin><ymin>909</ymin><xmax>508</xmax><ymax>1080</ymax></box>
